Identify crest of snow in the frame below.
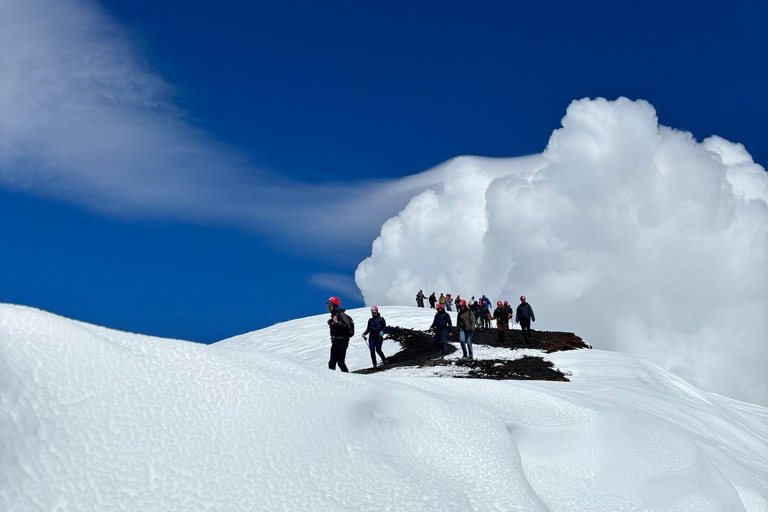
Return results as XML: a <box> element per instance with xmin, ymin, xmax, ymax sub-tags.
<box><xmin>3</xmin><ymin>304</ymin><xmax>767</xmax><ymax>511</ymax></box>
<box><xmin>355</xmin><ymin>97</ymin><xmax>768</xmax><ymax>407</ymax></box>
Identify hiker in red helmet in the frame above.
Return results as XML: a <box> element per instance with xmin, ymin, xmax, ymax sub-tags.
<box><xmin>326</xmin><ymin>297</ymin><xmax>354</xmax><ymax>372</ymax></box>
<box><xmin>362</xmin><ymin>306</ymin><xmax>387</xmax><ymax>368</ymax></box>
<box><xmin>503</xmin><ymin>300</ymin><xmax>512</xmax><ymax>329</ymax></box>
<box><xmin>429</xmin><ymin>303</ymin><xmax>452</xmax><ymax>357</ymax></box>
<box><xmin>515</xmin><ymin>296</ymin><xmax>536</xmax><ymax>345</ymax></box>
<box><xmin>493</xmin><ymin>300</ymin><xmax>510</xmax><ymax>343</ymax></box>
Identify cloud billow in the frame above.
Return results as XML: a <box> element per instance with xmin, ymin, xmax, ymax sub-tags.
<box><xmin>356</xmin><ymin>98</ymin><xmax>768</xmax><ymax>406</ymax></box>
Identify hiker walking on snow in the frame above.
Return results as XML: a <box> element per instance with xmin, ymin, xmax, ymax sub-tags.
<box><xmin>416</xmin><ymin>290</ymin><xmax>426</xmax><ymax>308</ymax></box>
<box><xmin>493</xmin><ymin>301</ymin><xmax>510</xmax><ymax>344</ymax></box>
<box><xmin>362</xmin><ymin>306</ymin><xmax>387</xmax><ymax>368</ymax></box>
<box><xmin>445</xmin><ymin>294</ymin><xmax>453</xmax><ymax>312</ymax></box>
<box><xmin>429</xmin><ymin>292</ymin><xmax>437</xmax><ymax>309</ymax></box>
<box><xmin>326</xmin><ymin>297</ymin><xmax>354</xmax><ymax>372</ymax></box>
<box><xmin>503</xmin><ymin>300</ymin><xmax>512</xmax><ymax>328</ymax></box>
<box><xmin>430</xmin><ymin>303</ymin><xmax>452</xmax><ymax>357</ymax></box>
<box><xmin>516</xmin><ymin>296</ymin><xmax>535</xmax><ymax>345</ymax></box>
<box><xmin>438</xmin><ymin>293</ymin><xmax>446</xmax><ymax>308</ymax></box>
<box><xmin>456</xmin><ymin>300</ymin><xmax>476</xmax><ymax>360</ymax></box>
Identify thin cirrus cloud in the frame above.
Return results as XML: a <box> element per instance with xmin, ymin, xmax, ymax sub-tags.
<box><xmin>0</xmin><ymin>0</ymin><xmax>449</xmax><ymax>256</ymax></box>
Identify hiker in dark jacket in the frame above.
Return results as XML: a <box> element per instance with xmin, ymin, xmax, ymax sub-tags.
<box><xmin>416</xmin><ymin>290</ymin><xmax>426</xmax><ymax>308</ymax></box>
<box><xmin>503</xmin><ymin>301</ymin><xmax>512</xmax><ymax>328</ymax></box>
<box><xmin>428</xmin><ymin>292</ymin><xmax>437</xmax><ymax>309</ymax></box>
<box><xmin>515</xmin><ymin>296</ymin><xmax>535</xmax><ymax>345</ymax></box>
<box><xmin>362</xmin><ymin>306</ymin><xmax>387</xmax><ymax>368</ymax></box>
<box><xmin>478</xmin><ymin>302</ymin><xmax>491</xmax><ymax>332</ymax></box>
<box><xmin>429</xmin><ymin>303</ymin><xmax>452</xmax><ymax>357</ymax></box>
<box><xmin>470</xmin><ymin>300</ymin><xmax>482</xmax><ymax>329</ymax></box>
<box><xmin>493</xmin><ymin>301</ymin><xmax>510</xmax><ymax>343</ymax></box>
<box><xmin>326</xmin><ymin>296</ymin><xmax>353</xmax><ymax>372</ymax></box>
<box><xmin>456</xmin><ymin>300</ymin><xmax>476</xmax><ymax>360</ymax></box>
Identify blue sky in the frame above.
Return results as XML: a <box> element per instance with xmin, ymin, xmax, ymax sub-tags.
<box><xmin>1</xmin><ymin>0</ymin><xmax>765</xmax><ymax>342</ymax></box>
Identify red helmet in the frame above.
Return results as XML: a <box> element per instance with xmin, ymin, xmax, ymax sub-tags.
<box><xmin>327</xmin><ymin>297</ymin><xmax>340</xmax><ymax>307</ymax></box>
<box><xmin>504</xmin><ymin>301</ymin><xmax>508</xmax><ymax>305</ymax></box>
<box><xmin>460</xmin><ymin>300</ymin><xmax>467</xmax><ymax>307</ymax></box>
<box><xmin>520</xmin><ymin>295</ymin><xmax>526</xmax><ymax>302</ymax></box>
<box><xmin>370</xmin><ymin>306</ymin><xmax>379</xmax><ymax>313</ymax></box>
<box><xmin>497</xmin><ymin>301</ymin><xmax>503</xmax><ymax>306</ymax></box>
<box><xmin>436</xmin><ymin>303</ymin><xmax>443</xmax><ymax>310</ymax></box>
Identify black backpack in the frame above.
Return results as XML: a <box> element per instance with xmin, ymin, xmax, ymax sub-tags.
<box><xmin>338</xmin><ymin>311</ymin><xmax>355</xmax><ymax>337</ymax></box>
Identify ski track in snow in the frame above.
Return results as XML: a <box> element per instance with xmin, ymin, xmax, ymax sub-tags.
<box><xmin>2</xmin><ymin>304</ymin><xmax>767</xmax><ymax>511</ymax></box>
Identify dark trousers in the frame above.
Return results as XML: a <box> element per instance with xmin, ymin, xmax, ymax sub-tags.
<box><xmin>329</xmin><ymin>338</ymin><xmax>349</xmax><ymax>372</ymax></box>
<box><xmin>520</xmin><ymin>318</ymin><xmax>532</xmax><ymax>344</ymax></box>
<box><xmin>368</xmin><ymin>336</ymin><xmax>386</xmax><ymax>367</ymax></box>
<box><xmin>433</xmin><ymin>329</ymin><xmax>448</xmax><ymax>356</ymax></box>
<box><xmin>496</xmin><ymin>320</ymin><xmax>508</xmax><ymax>343</ymax></box>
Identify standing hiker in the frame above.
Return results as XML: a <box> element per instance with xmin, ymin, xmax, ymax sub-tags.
<box><xmin>503</xmin><ymin>300</ymin><xmax>512</xmax><ymax>328</ymax></box>
<box><xmin>326</xmin><ymin>296</ymin><xmax>354</xmax><ymax>372</ymax></box>
<box><xmin>429</xmin><ymin>292</ymin><xmax>437</xmax><ymax>309</ymax></box>
<box><xmin>416</xmin><ymin>290</ymin><xmax>426</xmax><ymax>308</ymax></box>
<box><xmin>438</xmin><ymin>293</ymin><xmax>446</xmax><ymax>308</ymax></box>
<box><xmin>445</xmin><ymin>294</ymin><xmax>453</xmax><ymax>312</ymax></box>
<box><xmin>362</xmin><ymin>306</ymin><xmax>387</xmax><ymax>368</ymax></box>
<box><xmin>493</xmin><ymin>301</ymin><xmax>510</xmax><ymax>343</ymax></box>
<box><xmin>516</xmin><ymin>296</ymin><xmax>536</xmax><ymax>345</ymax></box>
<box><xmin>470</xmin><ymin>300</ymin><xmax>482</xmax><ymax>329</ymax></box>
<box><xmin>429</xmin><ymin>303</ymin><xmax>452</xmax><ymax>358</ymax></box>
<box><xmin>478</xmin><ymin>300</ymin><xmax>491</xmax><ymax>332</ymax></box>
<box><xmin>456</xmin><ymin>300</ymin><xmax>476</xmax><ymax>360</ymax></box>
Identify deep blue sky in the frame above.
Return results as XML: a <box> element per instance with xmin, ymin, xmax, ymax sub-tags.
<box><xmin>2</xmin><ymin>0</ymin><xmax>766</xmax><ymax>342</ymax></box>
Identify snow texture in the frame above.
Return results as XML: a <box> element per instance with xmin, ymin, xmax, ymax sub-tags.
<box><xmin>355</xmin><ymin>97</ymin><xmax>768</xmax><ymax>407</ymax></box>
<box><xmin>2</xmin><ymin>303</ymin><xmax>767</xmax><ymax>511</ymax></box>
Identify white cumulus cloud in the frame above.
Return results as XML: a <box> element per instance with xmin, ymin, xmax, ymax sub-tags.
<box><xmin>356</xmin><ymin>97</ymin><xmax>768</xmax><ymax>406</ymax></box>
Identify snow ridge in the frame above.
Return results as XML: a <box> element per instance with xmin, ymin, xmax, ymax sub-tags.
<box><xmin>2</xmin><ymin>304</ymin><xmax>767</xmax><ymax>511</ymax></box>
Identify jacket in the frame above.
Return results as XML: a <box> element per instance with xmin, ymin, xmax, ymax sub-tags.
<box><xmin>430</xmin><ymin>310</ymin><xmax>453</xmax><ymax>331</ymax></box>
<box><xmin>329</xmin><ymin>307</ymin><xmax>353</xmax><ymax>341</ymax></box>
<box><xmin>363</xmin><ymin>316</ymin><xmax>387</xmax><ymax>339</ymax></box>
<box><xmin>456</xmin><ymin>308</ymin><xmax>476</xmax><ymax>332</ymax></box>
<box><xmin>493</xmin><ymin>307</ymin><xmax>510</xmax><ymax>321</ymax></box>
<box><xmin>516</xmin><ymin>302</ymin><xmax>535</xmax><ymax>323</ymax></box>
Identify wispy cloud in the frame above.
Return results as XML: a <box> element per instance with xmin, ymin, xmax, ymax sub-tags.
<box><xmin>0</xmin><ymin>0</ymin><xmax>456</xmax><ymax>256</ymax></box>
<box><xmin>309</xmin><ymin>273</ymin><xmax>363</xmax><ymax>303</ymax></box>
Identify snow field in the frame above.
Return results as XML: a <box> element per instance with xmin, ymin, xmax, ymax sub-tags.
<box><xmin>2</xmin><ymin>304</ymin><xmax>767</xmax><ymax>511</ymax></box>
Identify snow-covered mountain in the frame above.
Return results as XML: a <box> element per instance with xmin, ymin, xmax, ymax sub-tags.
<box><xmin>2</xmin><ymin>303</ymin><xmax>767</xmax><ymax>511</ymax></box>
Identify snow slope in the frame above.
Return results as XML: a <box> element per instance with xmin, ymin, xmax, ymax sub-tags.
<box><xmin>2</xmin><ymin>304</ymin><xmax>767</xmax><ymax>511</ymax></box>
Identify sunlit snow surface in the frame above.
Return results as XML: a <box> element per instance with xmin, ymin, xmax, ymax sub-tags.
<box><xmin>2</xmin><ymin>304</ymin><xmax>767</xmax><ymax>511</ymax></box>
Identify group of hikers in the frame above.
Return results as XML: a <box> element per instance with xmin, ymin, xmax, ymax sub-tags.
<box><xmin>428</xmin><ymin>295</ymin><xmax>535</xmax><ymax>360</ymax></box>
<box><xmin>325</xmin><ymin>294</ymin><xmax>535</xmax><ymax>372</ymax></box>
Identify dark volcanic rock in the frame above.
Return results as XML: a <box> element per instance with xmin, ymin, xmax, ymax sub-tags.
<box><xmin>427</xmin><ymin>356</ymin><xmax>569</xmax><ymax>381</ymax></box>
<box><xmin>355</xmin><ymin>326</ymin><xmax>457</xmax><ymax>375</ymax></box>
<box><xmin>451</xmin><ymin>327</ymin><xmax>590</xmax><ymax>352</ymax></box>
<box><xmin>354</xmin><ymin>325</ymin><xmax>589</xmax><ymax>380</ymax></box>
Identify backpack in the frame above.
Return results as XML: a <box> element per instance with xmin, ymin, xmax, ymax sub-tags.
<box><xmin>339</xmin><ymin>311</ymin><xmax>355</xmax><ymax>337</ymax></box>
